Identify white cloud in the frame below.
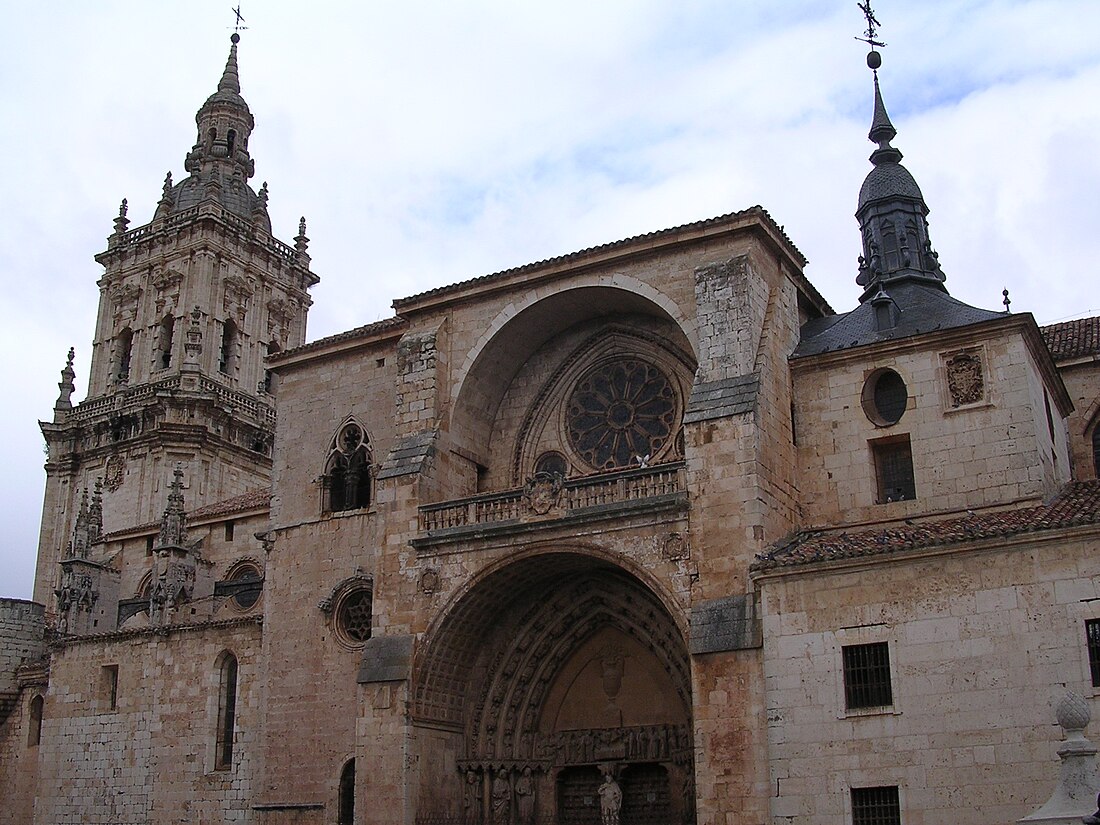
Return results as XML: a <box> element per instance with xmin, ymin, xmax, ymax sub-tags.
<box><xmin>2</xmin><ymin>0</ymin><xmax>1099</xmax><ymax>598</ymax></box>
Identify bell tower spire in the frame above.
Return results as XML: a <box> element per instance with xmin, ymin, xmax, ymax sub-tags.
<box><xmin>853</xmin><ymin>4</ymin><xmax>947</xmax><ymax>302</ymax></box>
<box><xmin>35</xmin><ymin>32</ymin><xmax>319</xmax><ymax>611</ymax></box>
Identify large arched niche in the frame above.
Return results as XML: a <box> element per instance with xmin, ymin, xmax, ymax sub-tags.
<box><xmin>410</xmin><ymin>549</ymin><xmax>695</xmax><ymax>823</ymax></box>
<box><xmin>448</xmin><ymin>284</ymin><xmax>697</xmax><ymax>481</ymax></box>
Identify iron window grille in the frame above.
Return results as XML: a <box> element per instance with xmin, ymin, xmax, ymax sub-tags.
<box><xmin>1087</xmin><ymin>619</ymin><xmax>1100</xmax><ymax>688</ymax></box>
<box><xmin>872</xmin><ymin>437</ymin><xmax>915</xmax><ymax>503</ymax></box>
<box><xmin>851</xmin><ymin>786</ymin><xmax>901</xmax><ymax>825</ymax></box>
<box><xmin>842</xmin><ymin>642</ymin><xmax>893</xmax><ymax>709</ymax></box>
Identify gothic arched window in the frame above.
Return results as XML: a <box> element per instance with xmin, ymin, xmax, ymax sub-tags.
<box><xmin>116</xmin><ymin>328</ymin><xmax>133</xmax><ymax>383</ymax></box>
<box><xmin>219</xmin><ymin>319</ymin><xmax>238</xmax><ymax>374</ymax></box>
<box><xmin>214</xmin><ymin>651</ymin><xmax>238</xmax><ymax>770</ymax></box>
<box><xmin>157</xmin><ymin>314</ymin><xmax>175</xmax><ymax>370</ymax></box>
<box><xmin>28</xmin><ymin>694</ymin><xmax>43</xmax><ymax>747</ymax></box>
<box><xmin>323</xmin><ymin>422</ymin><xmax>372</xmax><ymax>513</ymax></box>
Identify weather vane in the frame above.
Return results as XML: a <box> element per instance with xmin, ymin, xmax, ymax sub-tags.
<box><xmin>856</xmin><ymin>1</ymin><xmax>886</xmax><ymax>50</ymax></box>
<box><xmin>231</xmin><ymin>5</ymin><xmax>248</xmax><ymax>33</ymax></box>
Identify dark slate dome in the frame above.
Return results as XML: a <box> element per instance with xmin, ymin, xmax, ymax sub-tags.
<box><xmin>857</xmin><ymin>161</ymin><xmax>924</xmax><ymax>211</ymax></box>
<box><xmin>168</xmin><ymin>174</ymin><xmax>263</xmax><ymax>221</ymax></box>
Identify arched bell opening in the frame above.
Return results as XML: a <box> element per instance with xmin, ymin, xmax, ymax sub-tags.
<box><xmin>411</xmin><ymin>551</ymin><xmax>695</xmax><ymax>825</ymax></box>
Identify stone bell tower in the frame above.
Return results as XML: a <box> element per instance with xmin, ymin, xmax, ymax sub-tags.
<box><xmin>34</xmin><ymin>33</ymin><xmax>319</xmax><ymax>611</ymax></box>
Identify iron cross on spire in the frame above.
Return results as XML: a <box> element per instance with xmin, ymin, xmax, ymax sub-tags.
<box><xmin>856</xmin><ymin>1</ymin><xmax>886</xmax><ymax>50</ymax></box>
<box><xmin>231</xmin><ymin>5</ymin><xmax>248</xmax><ymax>33</ymax></box>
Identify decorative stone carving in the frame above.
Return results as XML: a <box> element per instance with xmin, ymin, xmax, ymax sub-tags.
<box><xmin>109</xmin><ymin>281</ymin><xmax>142</xmax><ymax>325</ymax></box>
<box><xmin>419</xmin><ymin>568</ymin><xmax>440</xmax><ymax>595</ymax></box>
<box><xmin>598</xmin><ymin>772</ymin><xmax>622</xmax><ymax>825</ymax></box>
<box><xmin>223</xmin><ymin>273</ymin><xmax>254</xmax><ymax>322</ymax></box>
<box><xmin>151</xmin><ymin>268</ymin><xmax>184</xmax><ymax>315</ymax></box>
<box><xmin>463</xmin><ymin>768</ymin><xmax>483</xmax><ymax>825</ymax></box>
<box><xmin>946</xmin><ymin>350</ymin><xmax>984</xmax><ymax>407</ymax></box>
<box><xmin>522</xmin><ymin>471</ymin><xmax>563</xmax><ymax>515</ymax></box>
<box><xmin>103</xmin><ymin>454</ymin><xmax>125</xmax><ymax>491</ymax></box>
<box><xmin>267</xmin><ymin>296</ymin><xmax>297</xmax><ymax>342</ymax></box>
<box><xmin>567</xmin><ymin>359</ymin><xmax>676</xmax><ymax>470</ymax></box>
<box><xmin>662</xmin><ymin>531</ymin><xmax>688</xmax><ymax>561</ymax></box>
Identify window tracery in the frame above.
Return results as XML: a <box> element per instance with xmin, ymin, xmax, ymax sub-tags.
<box><xmin>322</xmin><ymin>421</ymin><xmax>372</xmax><ymax>512</ymax></box>
<box><xmin>567</xmin><ymin>359</ymin><xmax>676</xmax><ymax>471</ymax></box>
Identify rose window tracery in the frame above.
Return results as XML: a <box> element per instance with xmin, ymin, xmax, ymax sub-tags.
<box><xmin>567</xmin><ymin>360</ymin><xmax>676</xmax><ymax>470</ymax></box>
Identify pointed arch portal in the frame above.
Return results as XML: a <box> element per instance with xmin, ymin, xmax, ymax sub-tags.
<box><xmin>411</xmin><ymin>552</ymin><xmax>695</xmax><ymax>824</ymax></box>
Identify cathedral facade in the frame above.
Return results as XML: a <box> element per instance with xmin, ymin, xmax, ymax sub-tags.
<box><xmin>2</xmin><ymin>33</ymin><xmax>1100</xmax><ymax>825</ymax></box>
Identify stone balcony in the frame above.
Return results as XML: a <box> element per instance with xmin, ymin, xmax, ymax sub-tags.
<box><xmin>413</xmin><ymin>461</ymin><xmax>688</xmax><ymax>550</ymax></box>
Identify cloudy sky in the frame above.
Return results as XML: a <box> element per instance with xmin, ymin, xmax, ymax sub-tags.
<box><xmin>2</xmin><ymin>0</ymin><xmax>1098</xmax><ymax>600</ymax></box>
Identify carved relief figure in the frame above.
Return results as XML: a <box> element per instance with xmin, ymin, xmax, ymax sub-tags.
<box><xmin>598</xmin><ymin>773</ymin><xmax>622</xmax><ymax>825</ymax></box>
<box><xmin>514</xmin><ymin>767</ymin><xmax>534</xmax><ymax>824</ymax></box>
<box><xmin>491</xmin><ymin>772</ymin><xmax>511</xmax><ymax>824</ymax></box>
<box><xmin>464</xmin><ymin>769</ymin><xmax>483</xmax><ymax>825</ymax></box>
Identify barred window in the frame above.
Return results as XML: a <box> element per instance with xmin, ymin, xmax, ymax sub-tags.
<box><xmin>843</xmin><ymin>642</ymin><xmax>893</xmax><ymax>709</ymax></box>
<box><xmin>851</xmin><ymin>786</ymin><xmax>901</xmax><ymax>825</ymax></box>
<box><xmin>1087</xmin><ymin>620</ymin><xmax>1100</xmax><ymax>688</ymax></box>
<box><xmin>872</xmin><ymin>436</ymin><xmax>915</xmax><ymax>503</ymax></box>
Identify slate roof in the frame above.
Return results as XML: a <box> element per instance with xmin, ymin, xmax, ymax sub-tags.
<box><xmin>794</xmin><ymin>280</ymin><xmax>1004</xmax><ymax>358</ymax></box>
<box><xmin>1041</xmin><ymin>316</ymin><xmax>1100</xmax><ymax>361</ymax></box>
<box><xmin>752</xmin><ymin>480</ymin><xmax>1100</xmax><ymax>573</ymax></box>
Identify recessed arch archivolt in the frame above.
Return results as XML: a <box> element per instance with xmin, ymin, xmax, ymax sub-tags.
<box><xmin>410</xmin><ymin>549</ymin><xmax>695</xmax><ymax>821</ymax></box>
<box><xmin>448</xmin><ymin>281</ymin><xmax>697</xmax><ymax>467</ymax></box>
<box><xmin>410</xmin><ymin>547</ymin><xmax>690</xmax><ymax>730</ymax></box>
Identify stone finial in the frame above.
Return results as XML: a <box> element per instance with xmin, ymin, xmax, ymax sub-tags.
<box><xmin>1003</xmin><ymin>288</ymin><xmax>1012</xmax><ymax>313</ymax></box>
<box><xmin>111</xmin><ymin>198</ymin><xmax>130</xmax><ymax>239</ymax></box>
<box><xmin>1017</xmin><ymin>692</ymin><xmax>1100</xmax><ymax>824</ymax></box>
<box><xmin>88</xmin><ymin>478</ymin><xmax>104</xmax><ymax>544</ymax></box>
<box><xmin>69</xmin><ymin>487</ymin><xmax>91</xmax><ymax>559</ymax></box>
<box><xmin>53</xmin><ymin>347</ymin><xmax>76</xmax><ymax>412</ymax></box>
<box><xmin>258</xmin><ymin>181</ymin><xmax>269</xmax><ymax>207</ymax></box>
<box><xmin>155</xmin><ymin>465</ymin><xmax>188</xmax><ymax>549</ymax></box>
<box><xmin>294</xmin><ymin>216</ymin><xmax>310</xmax><ymax>262</ymax></box>
<box><xmin>183</xmin><ymin>305</ymin><xmax>203</xmax><ymax>369</ymax></box>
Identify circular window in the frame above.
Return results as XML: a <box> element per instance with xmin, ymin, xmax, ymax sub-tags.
<box><xmin>566</xmin><ymin>359</ymin><xmax>677</xmax><ymax>470</ymax></box>
<box><xmin>228</xmin><ymin>564</ymin><xmax>262</xmax><ymax>611</ymax></box>
<box><xmin>862</xmin><ymin>368</ymin><xmax>908</xmax><ymax>426</ymax></box>
<box><xmin>534</xmin><ymin>451</ymin><xmax>569</xmax><ymax>478</ymax></box>
<box><xmin>335</xmin><ymin>587</ymin><xmax>373</xmax><ymax>647</ymax></box>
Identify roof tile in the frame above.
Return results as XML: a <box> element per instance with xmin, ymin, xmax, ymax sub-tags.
<box><xmin>753</xmin><ymin>480</ymin><xmax>1100</xmax><ymax>572</ymax></box>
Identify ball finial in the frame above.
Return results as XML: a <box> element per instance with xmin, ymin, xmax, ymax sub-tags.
<box><xmin>867</xmin><ymin>50</ymin><xmax>882</xmax><ymax>70</ymax></box>
<box><xmin>231</xmin><ymin>32</ymin><xmax>240</xmax><ymax>44</ymax></box>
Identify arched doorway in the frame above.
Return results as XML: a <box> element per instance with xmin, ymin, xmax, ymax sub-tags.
<box><xmin>411</xmin><ymin>552</ymin><xmax>695</xmax><ymax>824</ymax></box>
<box><xmin>338</xmin><ymin>759</ymin><xmax>355</xmax><ymax>825</ymax></box>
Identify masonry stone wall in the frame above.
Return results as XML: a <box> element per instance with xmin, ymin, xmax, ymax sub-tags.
<box><xmin>34</xmin><ymin>440</ymin><xmax>273</xmax><ymax>612</ymax></box>
<box><xmin>791</xmin><ymin>322</ymin><xmax>1071</xmax><ymax>529</ymax></box>
<box><xmin>34</xmin><ymin>622</ymin><xmax>261</xmax><ymax>825</ymax></box>
<box><xmin>0</xmin><ymin>599</ymin><xmax>46</xmax><ymax>691</ymax></box>
<box><xmin>254</xmin><ymin>510</ymin><xmax>380</xmax><ymax>814</ymax></box>
<box><xmin>271</xmin><ymin>337</ymin><xmax>400</xmax><ymax>529</ymax></box>
<box><xmin>1058</xmin><ymin>358</ymin><xmax>1100</xmax><ymax>479</ymax></box>
<box><xmin>0</xmin><ymin>599</ymin><xmax>47</xmax><ymax>825</ymax></box>
<box><xmin>754</xmin><ymin>529</ymin><xmax>1100</xmax><ymax>825</ymax></box>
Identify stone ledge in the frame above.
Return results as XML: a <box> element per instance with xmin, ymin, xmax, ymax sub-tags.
<box><xmin>689</xmin><ymin>593</ymin><xmax>762</xmax><ymax>654</ymax></box>
<box><xmin>357</xmin><ymin>634</ymin><xmax>415</xmax><ymax>683</ymax></box>
<box><xmin>684</xmin><ymin>373</ymin><xmax>759</xmax><ymax>424</ymax></box>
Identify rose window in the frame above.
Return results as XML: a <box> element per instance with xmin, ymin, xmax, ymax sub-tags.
<box><xmin>336</xmin><ymin>587</ymin><xmax>373</xmax><ymax>646</ymax></box>
<box><xmin>566</xmin><ymin>359</ymin><xmax>676</xmax><ymax>470</ymax></box>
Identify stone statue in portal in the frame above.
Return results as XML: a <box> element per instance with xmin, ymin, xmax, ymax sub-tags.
<box><xmin>598</xmin><ymin>772</ymin><xmax>622</xmax><ymax>825</ymax></box>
